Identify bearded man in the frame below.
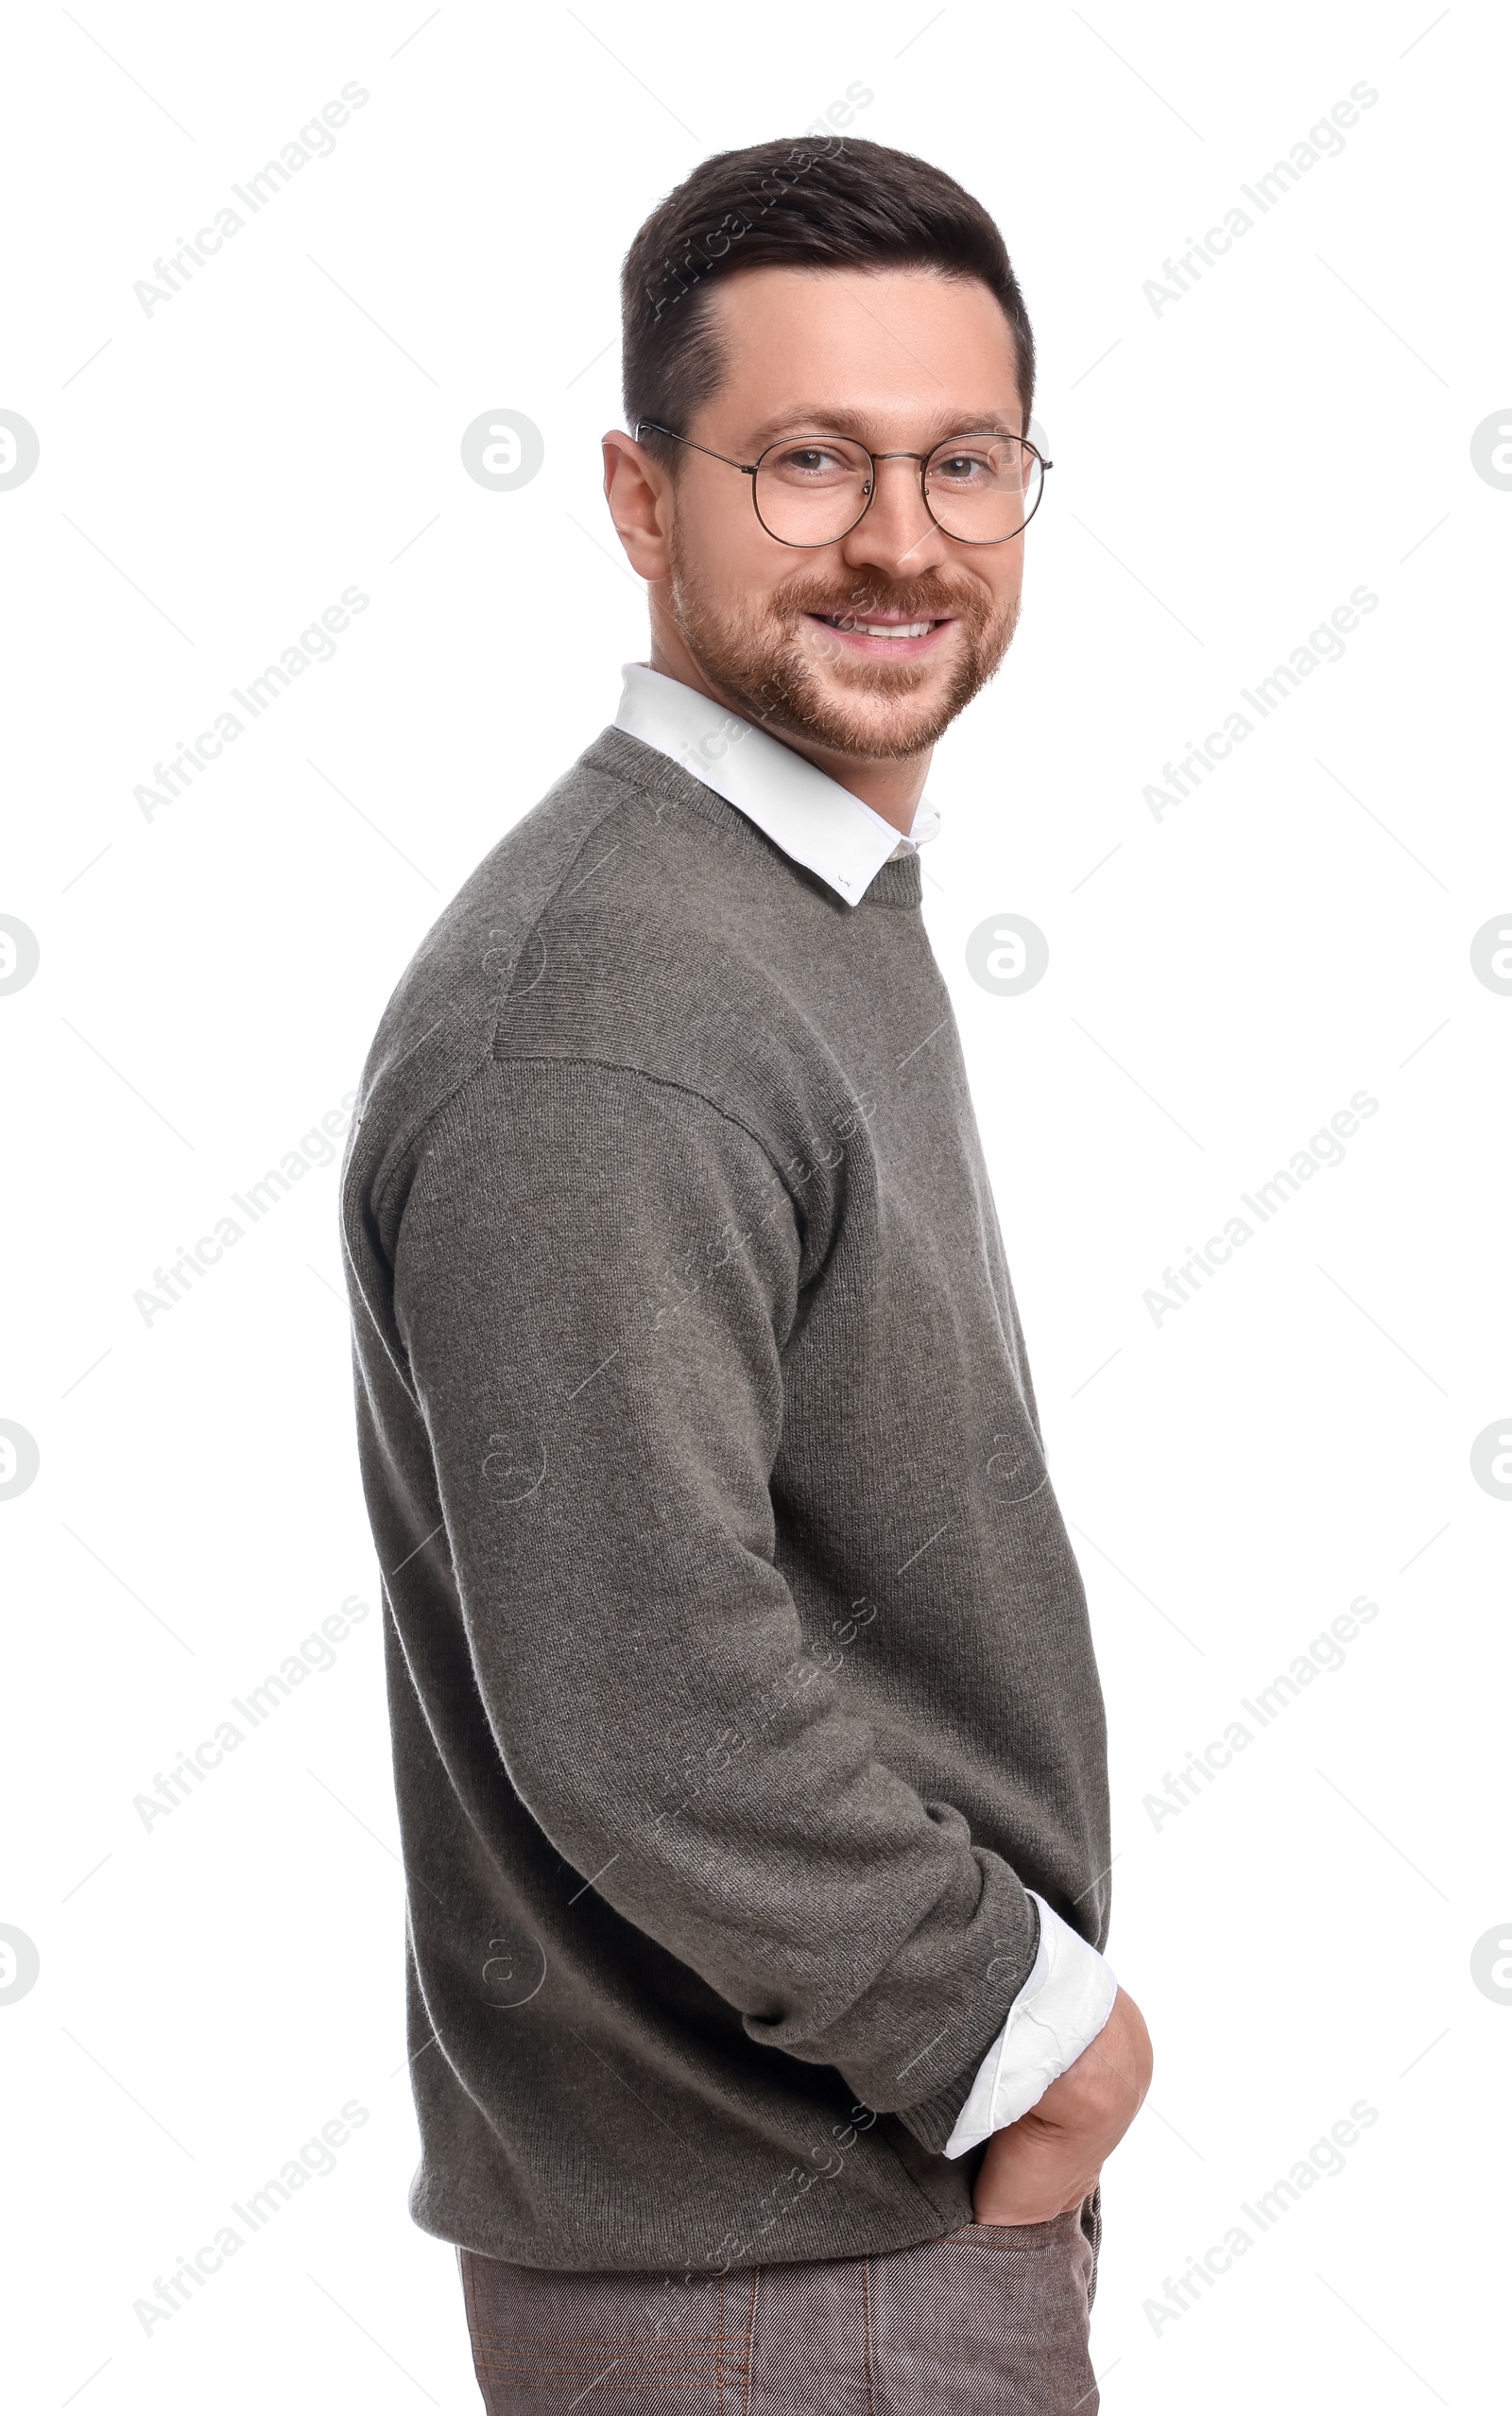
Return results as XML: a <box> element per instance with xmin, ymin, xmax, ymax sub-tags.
<box><xmin>340</xmin><ymin>133</ymin><xmax>1151</xmax><ymax>2415</ymax></box>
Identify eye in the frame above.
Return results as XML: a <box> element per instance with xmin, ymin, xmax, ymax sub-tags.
<box><xmin>776</xmin><ymin>444</ymin><xmax>850</xmax><ymax>477</ymax></box>
<box><xmin>762</xmin><ymin>437</ymin><xmax>869</xmax><ymax>489</ymax></box>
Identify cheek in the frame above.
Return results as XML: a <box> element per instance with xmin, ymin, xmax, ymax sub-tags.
<box><xmin>995</xmin><ymin>538</ymin><xmax>1027</xmax><ymax>592</ymax></box>
<box><xmin>971</xmin><ymin>548</ymin><xmax>1024</xmax><ymax>627</ymax></box>
<box><xmin>673</xmin><ymin>496</ymin><xmax>782</xmax><ymax>601</ymax></box>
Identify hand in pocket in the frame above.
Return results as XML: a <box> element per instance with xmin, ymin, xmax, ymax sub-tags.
<box><xmin>971</xmin><ymin>1986</ymin><xmax>1152</xmax><ymax>2225</ymax></box>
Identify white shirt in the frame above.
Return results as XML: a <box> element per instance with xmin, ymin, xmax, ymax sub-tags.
<box><xmin>611</xmin><ymin>660</ymin><xmax>1119</xmax><ymax>2156</ymax></box>
<box><xmin>613</xmin><ymin>662</ymin><xmax>940</xmax><ymax>902</ymax></box>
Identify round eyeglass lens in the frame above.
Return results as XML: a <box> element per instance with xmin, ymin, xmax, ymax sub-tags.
<box><xmin>924</xmin><ymin>435</ymin><xmax>1042</xmax><ymax>542</ymax></box>
<box><xmin>752</xmin><ymin>436</ymin><xmax>875</xmax><ymax>545</ymax></box>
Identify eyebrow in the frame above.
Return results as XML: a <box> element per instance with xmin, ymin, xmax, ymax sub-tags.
<box><xmin>743</xmin><ymin>406</ymin><xmax>1022</xmax><ymax>450</ymax></box>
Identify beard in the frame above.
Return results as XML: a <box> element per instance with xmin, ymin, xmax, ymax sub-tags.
<box><xmin>664</xmin><ymin>530</ymin><xmax>1021</xmax><ymax>762</ymax></box>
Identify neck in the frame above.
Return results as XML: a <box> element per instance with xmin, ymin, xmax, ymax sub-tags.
<box><xmin>647</xmin><ymin>624</ymin><xmax>932</xmax><ymax>839</ymax></box>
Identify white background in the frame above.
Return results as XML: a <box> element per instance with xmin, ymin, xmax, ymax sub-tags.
<box><xmin>3</xmin><ymin>2</ymin><xmax>1507</xmax><ymax>2408</ymax></box>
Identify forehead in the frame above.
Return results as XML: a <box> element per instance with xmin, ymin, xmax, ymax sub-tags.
<box><xmin>696</xmin><ymin>264</ymin><xmax>1022</xmax><ymax>440</ymax></box>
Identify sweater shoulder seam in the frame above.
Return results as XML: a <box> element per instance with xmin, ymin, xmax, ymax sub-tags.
<box><xmin>387</xmin><ymin>1046</ymin><xmax>805</xmax><ymax>1230</ymax></box>
<box><xmin>368</xmin><ymin>764</ymin><xmax>665</xmax><ymax>1227</ymax></box>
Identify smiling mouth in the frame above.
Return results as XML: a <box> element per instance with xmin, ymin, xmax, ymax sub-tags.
<box><xmin>812</xmin><ymin>613</ymin><xmax>948</xmax><ymax>639</ymax></box>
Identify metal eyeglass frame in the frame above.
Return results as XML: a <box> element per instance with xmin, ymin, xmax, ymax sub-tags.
<box><xmin>635</xmin><ymin>420</ymin><xmax>1052</xmax><ymax>547</ymax></box>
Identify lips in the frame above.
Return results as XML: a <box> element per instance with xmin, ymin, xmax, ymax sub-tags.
<box><xmin>816</xmin><ymin>613</ymin><xmax>942</xmax><ymax>639</ymax></box>
<box><xmin>806</xmin><ymin>610</ymin><xmax>954</xmax><ymax>658</ymax></box>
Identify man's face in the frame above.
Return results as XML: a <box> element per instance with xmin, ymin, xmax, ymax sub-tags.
<box><xmin>658</xmin><ymin>265</ymin><xmax>1030</xmax><ymax>762</ymax></box>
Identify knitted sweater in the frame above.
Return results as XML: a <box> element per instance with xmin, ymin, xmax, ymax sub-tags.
<box><xmin>338</xmin><ymin>724</ymin><xmax>1110</xmax><ymax>2273</ymax></box>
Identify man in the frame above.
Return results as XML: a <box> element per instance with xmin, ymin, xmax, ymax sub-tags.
<box><xmin>341</xmin><ymin>134</ymin><xmax>1152</xmax><ymax>2412</ymax></box>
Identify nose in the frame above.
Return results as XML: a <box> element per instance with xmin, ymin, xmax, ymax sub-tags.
<box><xmin>838</xmin><ymin>453</ymin><xmax>951</xmax><ymax>579</ymax></box>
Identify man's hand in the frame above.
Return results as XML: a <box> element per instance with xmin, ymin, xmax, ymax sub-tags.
<box><xmin>971</xmin><ymin>1985</ymin><xmax>1153</xmax><ymax>2225</ymax></box>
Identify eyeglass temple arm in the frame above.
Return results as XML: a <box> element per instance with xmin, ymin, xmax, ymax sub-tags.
<box><xmin>635</xmin><ymin>422</ymin><xmax>757</xmax><ymax>475</ymax></box>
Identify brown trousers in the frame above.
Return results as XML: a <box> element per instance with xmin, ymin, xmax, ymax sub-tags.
<box><xmin>459</xmin><ymin>2193</ymin><xmax>1102</xmax><ymax>2413</ymax></box>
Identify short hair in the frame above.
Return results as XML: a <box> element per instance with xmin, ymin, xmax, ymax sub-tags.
<box><xmin>620</xmin><ymin>135</ymin><xmax>1035</xmax><ymax>470</ymax></box>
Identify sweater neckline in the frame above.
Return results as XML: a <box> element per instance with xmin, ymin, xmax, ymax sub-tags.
<box><xmin>582</xmin><ymin>728</ymin><xmax>923</xmax><ymax>912</ymax></box>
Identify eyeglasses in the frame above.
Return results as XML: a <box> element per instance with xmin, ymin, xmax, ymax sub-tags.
<box><xmin>636</xmin><ymin>421</ymin><xmax>1052</xmax><ymax>548</ymax></box>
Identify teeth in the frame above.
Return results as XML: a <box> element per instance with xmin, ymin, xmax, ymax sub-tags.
<box><xmin>831</xmin><ymin>619</ymin><xmax>936</xmax><ymax>638</ymax></box>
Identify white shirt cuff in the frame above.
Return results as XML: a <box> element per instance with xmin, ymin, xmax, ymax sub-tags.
<box><xmin>942</xmin><ymin>1892</ymin><xmax>1119</xmax><ymax>2159</ymax></box>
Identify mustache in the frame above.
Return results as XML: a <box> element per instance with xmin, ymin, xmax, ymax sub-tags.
<box><xmin>770</xmin><ymin>573</ymin><xmax>989</xmax><ymax>628</ymax></box>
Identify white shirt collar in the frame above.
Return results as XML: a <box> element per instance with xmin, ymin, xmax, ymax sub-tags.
<box><xmin>611</xmin><ymin>662</ymin><xmax>939</xmax><ymax>909</ymax></box>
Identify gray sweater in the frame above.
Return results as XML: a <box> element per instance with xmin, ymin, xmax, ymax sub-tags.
<box><xmin>339</xmin><ymin>725</ymin><xmax>1110</xmax><ymax>2273</ymax></box>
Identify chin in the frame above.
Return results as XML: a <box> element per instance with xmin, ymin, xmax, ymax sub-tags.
<box><xmin>796</xmin><ymin>682</ymin><xmax>965</xmax><ymax>761</ymax></box>
<box><xmin>832</xmin><ymin>717</ymin><xmax>953</xmax><ymax>761</ymax></box>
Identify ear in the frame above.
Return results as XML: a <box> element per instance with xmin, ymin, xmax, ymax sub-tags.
<box><xmin>602</xmin><ymin>429</ymin><xmax>674</xmax><ymax>581</ymax></box>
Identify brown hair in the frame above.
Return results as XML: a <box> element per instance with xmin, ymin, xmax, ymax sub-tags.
<box><xmin>620</xmin><ymin>136</ymin><xmax>1035</xmax><ymax>471</ymax></box>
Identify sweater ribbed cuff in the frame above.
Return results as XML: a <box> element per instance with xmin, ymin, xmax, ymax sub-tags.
<box><xmin>892</xmin><ymin>2063</ymin><xmax>988</xmax><ymax>2157</ymax></box>
<box><xmin>888</xmin><ymin>1890</ymin><xmax>1048</xmax><ymax>2158</ymax></box>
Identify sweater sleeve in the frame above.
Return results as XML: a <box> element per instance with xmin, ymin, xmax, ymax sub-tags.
<box><xmin>389</xmin><ymin>1051</ymin><xmax>1042</xmax><ymax>2151</ymax></box>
